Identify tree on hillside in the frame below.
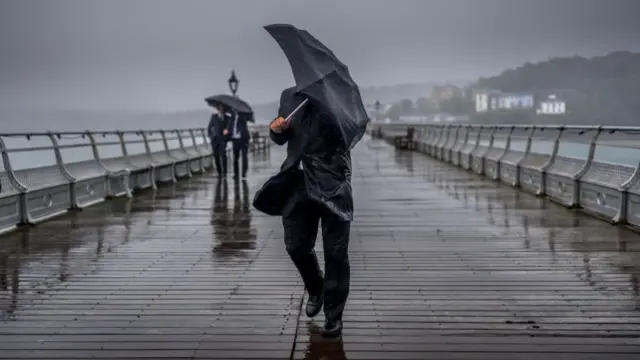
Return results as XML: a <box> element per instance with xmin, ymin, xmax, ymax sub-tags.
<box><xmin>474</xmin><ymin>51</ymin><xmax>640</xmax><ymax>125</ymax></box>
<box><xmin>400</xmin><ymin>99</ymin><xmax>414</xmax><ymax>115</ymax></box>
<box><xmin>415</xmin><ymin>97</ymin><xmax>434</xmax><ymax>115</ymax></box>
<box><xmin>386</xmin><ymin>104</ymin><xmax>402</xmax><ymax>121</ymax></box>
<box><xmin>439</xmin><ymin>96</ymin><xmax>472</xmax><ymax>115</ymax></box>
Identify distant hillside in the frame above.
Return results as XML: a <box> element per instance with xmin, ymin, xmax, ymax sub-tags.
<box><xmin>474</xmin><ymin>51</ymin><xmax>640</xmax><ymax>125</ymax></box>
<box><xmin>0</xmin><ymin>81</ymin><xmax>472</xmax><ymax>131</ymax></box>
<box><xmin>1</xmin><ymin>108</ymin><xmax>214</xmax><ymax>132</ymax></box>
<box><xmin>251</xmin><ymin>81</ymin><xmax>470</xmax><ymax>123</ymax></box>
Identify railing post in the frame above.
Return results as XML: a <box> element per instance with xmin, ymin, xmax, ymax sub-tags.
<box><xmin>425</xmin><ymin>126</ymin><xmax>432</xmax><ymax>153</ymax></box>
<box><xmin>200</xmin><ymin>128</ymin><xmax>213</xmax><ymax>169</ymax></box>
<box><xmin>93</xmin><ymin>132</ymin><xmax>131</xmax><ymax>199</ymax></box>
<box><xmin>117</xmin><ymin>131</ymin><xmax>131</xmax><ymax>161</ymax></box>
<box><xmin>85</xmin><ymin>130</ymin><xmax>118</xmax><ymax>196</ymax></box>
<box><xmin>437</xmin><ymin>125</ymin><xmax>450</xmax><ymax>159</ymax></box>
<box><xmin>615</xmin><ymin>131</ymin><xmax>640</xmax><ymax>224</ymax></box>
<box><xmin>616</xmin><ymin>163</ymin><xmax>639</xmax><ymax>224</ymax></box>
<box><xmin>438</xmin><ymin>125</ymin><xmax>450</xmax><ymax>160</ymax></box>
<box><xmin>428</xmin><ymin>126</ymin><xmax>440</xmax><ymax>156</ymax></box>
<box><xmin>189</xmin><ymin>129</ymin><xmax>206</xmax><ymax>172</ymax></box>
<box><xmin>429</xmin><ymin>125</ymin><xmax>438</xmax><ymax>148</ymax></box>
<box><xmin>0</xmin><ymin>137</ymin><xmax>28</xmax><ymax>193</ymax></box>
<box><xmin>117</xmin><ymin>130</ymin><xmax>140</xmax><ymax>193</ymax></box>
<box><xmin>513</xmin><ymin>126</ymin><xmax>536</xmax><ymax>187</ymax></box>
<box><xmin>0</xmin><ymin>136</ymin><xmax>29</xmax><ymax>225</ymax></box>
<box><xmin>139</xmin><ymin>129</ymin><xmax>155</xmax><ymax>175</ymax></box>
<box><xmin>174</xmin><ymin>130</ymin><xmax>192</xmax><ymax>178</ymax></box>
<box><xmin>140</xmin><ymin>130</ymin><xmax>153</xmax><ymax>156</ymax></box>
<box><xmin>414</xmin><ymin>126</ymin><xmax>424</xmax><ymax>153</ymax></box>
<box><xmin>573</xmin><ymin>126</ymin><xmax>603</xmax><ymax>208</ymax></box>
<box><xmin>85</xmin><ymin>131</ymin><xmax>109</xmax><ymax>171</ymax></box>
<box><xmin>447</xmin><ymin>125</ymin><xmax>461</xmax><ymax>163</ymax></box>
<box><xmin>188</xmin><ymin>129</ymin><xmax>201</xmax><ymax>153</ymax></box>
<box><xmin>160</xmin><ymin>130</ymin><xmax>177</xmax><ymax>183</ymax></box>
<box><xmin>139</xmin><ymin>130</ymin><xmax>158</xmax><ymax>190</ymax></box>
<box><xmin>427</xmin><ymin>126</ymin><xmax>438</xmax><ymax>157</ymax></box>
<box><xmin>495</xmin><ymin>126</ymin><xmax>515</xmax><ymax>179</ymax></box>
<box><xmin>444</xmin><ymin>125</ymin><xmax>454</xmax><ymax>160</ymax></box>
<box><xmin>479</xmin><ymin>126</ymin><xmax>498</xmax><ymax>175</ymax></box>
<box><xmin>470</xmin><ymin>125</ymin><xmax>483</xmax><ymax>155</ymax></box>
<box><xmin>144</xmin><ymin>130</ymin><xmax>159</xmax><ymax>163</ymax></box>
<box><xmin>425</xmin><ymin>127</ymin><xmax>434</xmax><ymax>155</ymax></box>
<box><xmin>455</xmin><ymin>125</ymin><xmax>470</xmax><ymax>165</ymax></box>
<box><xmin>538</xmin><ymin>126</ymin><xmax>565</xmax><ymax>197</ymax></box>
<box><xmin>160</xmin><ymin>130</ymin><xmax>171</xmax><ymax>153</ymax></box>
<box><xmin>461</xmin><ymin>125</ymin><xmax>482</xmax><ymax>170</ymax></box>
<box><xmin>175</xmin><ymin>129</ymin><xmax>186</xmax><ymax>150</ymax></box>
<box><xmin>48</xmin><ymin>132</ymin><xmax>78</xmax><ymax>209</ymax></box>
<box><xmin>200</xmin><ymin>128</ymin><xmax>210</xmax><ymax>148</ymax></box>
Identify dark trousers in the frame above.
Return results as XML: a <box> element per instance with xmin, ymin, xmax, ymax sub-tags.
<box><xmin>282</xmin><ymin>183</ymin><xmax>351</xmax><ymax>322</ymax></box>
<box><xmin>211</xmin><ymin>141</ymin><xmax>227</xmax><ymax>175</ymax></box>
<box><xmin>232</xmin><ymin>139</ymin><xmax>249</xmax><ymax>178</ymax></box>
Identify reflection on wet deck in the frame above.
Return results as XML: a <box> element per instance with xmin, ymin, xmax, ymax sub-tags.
<box><xmin>1</xmin><ymin>138</ymin><xmax>639</xmax><ymax>359</ymax></box>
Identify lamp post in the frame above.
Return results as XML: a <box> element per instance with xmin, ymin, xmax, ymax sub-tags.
<box><xmin>228</xmin><ymin>70</ymin><xmax>239</xmax><ymax>96</ymax></box>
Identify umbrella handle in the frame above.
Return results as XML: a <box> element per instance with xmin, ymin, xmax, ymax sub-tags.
<box><xmin>284</xmin><ymin>98</ymin><xmax>309</xmax><ymax>123</ymax></box>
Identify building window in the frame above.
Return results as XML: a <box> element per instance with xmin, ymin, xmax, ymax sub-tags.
<box><xmin>537</xmin><ymin>100</ymin><xmax>566</xmax><ymax>115</ymax></box>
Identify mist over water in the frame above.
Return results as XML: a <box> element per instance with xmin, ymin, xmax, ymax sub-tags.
<box><xmin>1</xmin><ymin>0</ymin><xmax>639</xmax><ymax>134</ymax></box>
<box><xmin>0</xmin><ymin>109</ymin><xmax>213</xmax><ymax>133</ymax></box>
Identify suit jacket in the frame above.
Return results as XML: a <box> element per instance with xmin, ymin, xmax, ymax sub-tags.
<box><xmin>252</xmin><ymin>87</ymin><xmax>353</xmax><ymax>221</ymax></box>
<box><xmin>207</xmin><ymin>113</ymin><xmax>231</xmax><ymax>144</ymax></box>
<box><xmin>226</xmin><ymin>112</ymin><xmax>250</xmax><ymax>144</ymax></box>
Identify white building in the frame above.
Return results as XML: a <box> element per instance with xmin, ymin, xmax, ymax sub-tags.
<box><xmin>475</xmin><ymin>93</ymin><xmax>490</xmax><ymax>113</ymax></box>
<box><xmin>474</xmin><ymin>90</ymin><xmax>535</xmax><ymax>113</ymax></box>
<box><xmin>496</xmin><ymin>93</ymin><xmax>534</xmax><ymax>110</ymax></box>
<box><xmin>537</xmin><ymin>94</ymin><xmax>566</xmax><ymax>115</ymax></box>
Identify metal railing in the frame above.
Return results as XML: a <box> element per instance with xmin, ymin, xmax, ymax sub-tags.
<box><xmin>371</xmin><ymin>123</ymin><xmax>640</xmax><ymax>228</ymax></box>
<box><xmin>0</xmin><ymin>127</ymin><xmax>271</xmax><ymax>235</ymax></box>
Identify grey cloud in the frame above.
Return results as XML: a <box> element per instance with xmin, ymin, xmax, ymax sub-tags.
<box><xmin>0</xmin><ymin>0</ymin><xmax>638</xmax><ymax>112</ymax></box>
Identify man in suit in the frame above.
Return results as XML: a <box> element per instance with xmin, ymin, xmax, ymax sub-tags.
<box><xmin>253</xmin><ymin>87</ymin><xmax>353</xmax><ymax>338</ymax></box>
<box><xmin>226</xmin><ymin>111</ymin><xmax>250</xmax><ymax>179</ymax></box>
<box><xmin>207</xmin><ymin>104</ymin><xmax>231</xmax><ymax>177</ymax></box>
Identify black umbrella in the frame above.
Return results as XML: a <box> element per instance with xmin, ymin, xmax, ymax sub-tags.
<box><xmin>205</xmin><ymin>94</ymin><xmax>255</xmax><ymax>122</ymax></box>
<box><xmin>264</xmin><ymin>23</ymin><xmax>369</xmax><ymax>150</ymax></box>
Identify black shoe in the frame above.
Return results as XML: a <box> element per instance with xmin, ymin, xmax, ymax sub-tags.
<box><xmin>321</xmin><ymin>320</ymin><xmax>342</xmax><ymax>338</ymax></box>
<box><xmin>305</xmin><ymin>293</ymin><xmax>323</xmax><ymax>318</ymax></box>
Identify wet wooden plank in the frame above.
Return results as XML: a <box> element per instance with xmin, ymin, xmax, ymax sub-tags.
<box><xmin>292</xmin><ymin>139</ymin><xmax>640</xmax><ymax>359</ymax></box>
<box><xmin>1</xmin><ymin>138</ymin><xmax>640</xmax><ymax>359</ymax></box>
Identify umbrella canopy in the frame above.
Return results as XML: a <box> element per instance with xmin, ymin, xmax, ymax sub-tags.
<box><xmin>264</xmin><ymin>23</ymin><xmax>369</xmax><ymax>150</ymax></box>
<box><xmin>205</xmin><ymin>94</ymin><xmax>254</xmax><ymax>122</ymax></box>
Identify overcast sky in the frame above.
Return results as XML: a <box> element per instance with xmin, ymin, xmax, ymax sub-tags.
<box><xmin>0</xmin><ymin>0</ymin><xmax>638</xmax><ymax>112</ymax></box>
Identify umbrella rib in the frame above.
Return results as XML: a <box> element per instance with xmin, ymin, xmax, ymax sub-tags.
<box><xmin>264</xmin><ymin>23</ymin><xmax>370</xmax><ymax>150</ymax></box>
<box><xmin>295</xmin><ymin>68</ymin><xmax>338</xmax><ymax>91</ymax></box>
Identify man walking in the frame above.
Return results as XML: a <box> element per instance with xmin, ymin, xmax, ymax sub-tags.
<box><xmin>253</xmin><ymin>87</ymin><xmax>353</xmax><ymax>338</ymax></box>
<box><xmin>207</xmin><ymin>104</ymin><xmax>231</xmax><ymax>177</ymax></box>
<box><xmin>227</xmin><ymin>111</ymin><xmax>250</xmax><ymax>179</ymax></box>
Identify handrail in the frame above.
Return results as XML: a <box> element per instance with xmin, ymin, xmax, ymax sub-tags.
<box><xmin>369</xmin><ymin>122</ymin><xmax>640</xmax><ymax>132</ymax></box>
<box><xmin>0</xmin><ymin>126</ymin><xmax>271</xmax><ymax>235</ymax></box>
<box><xmin>0</xmin><ymin>128</ymin><xmax>207</xmax><ymax>137</ymax></box>
<box><xmin>372</xmin><ymin>122</ymin><xmax>640</xmax><ymax>229</ymax></box>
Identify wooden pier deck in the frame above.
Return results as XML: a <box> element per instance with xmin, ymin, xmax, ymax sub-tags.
<box><xmin>1</xmin><ymin>137</ymin><xmax>639</xmax><ymax>359</ymax></box>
